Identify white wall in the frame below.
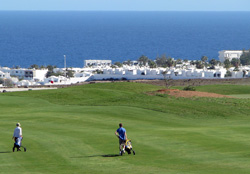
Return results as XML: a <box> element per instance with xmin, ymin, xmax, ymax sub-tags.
<box><xmin>33</xmin><ymin>70</ymin><xmax>48</xmax><ymax>81</ymax></box>
<box><xmin>232</xmin><ymin>71</ymin><xmax>244</xmax><ymax>78</ymax></box>
<box><xmin>218</xmin><ymin>50</ymin><xmax>244</xmax><ymax>62</ymax></box>
<box><xmin>0</xmin><ymin>71</ymin><xmax>10</xmax><ymax>78</ymax></box>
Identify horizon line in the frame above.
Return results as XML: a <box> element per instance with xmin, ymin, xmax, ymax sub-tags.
<box><xmin>0</xmin><ymin>10</ymin><xmax>250</xmax><ymax>12</ymax></box>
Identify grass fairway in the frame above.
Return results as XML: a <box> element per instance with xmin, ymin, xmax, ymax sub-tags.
<box><xmin>1</xmin><ymin>82</ymin><xmax>250</xmax><ymax>174</ymax></box>
<box><xmin>228</xmin><ymin>94</ymin><xmax>250</xmax><ymax>98</ymax></box>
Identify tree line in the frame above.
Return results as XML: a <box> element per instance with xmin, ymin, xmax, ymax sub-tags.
<box><xmin>113</xmin><ymin>50</ymin><xmax>250</xmax><ymax>70</ymax></box>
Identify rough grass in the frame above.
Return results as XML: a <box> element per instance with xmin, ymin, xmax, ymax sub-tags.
<box><xmin>1</xmin><ymin>82</ymin><xmax>250</xmax><ymax>174</ymax></box>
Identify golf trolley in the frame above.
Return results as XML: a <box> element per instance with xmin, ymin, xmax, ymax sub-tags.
<box><xmin>13</xmin><ymin>137</ymin><xmax>26</xmax><ymax>152</ymax></box>
<box><xmin>120</xmin><ymin>139</ymin><xmax>135</xmax><ymax>156</ymax></box>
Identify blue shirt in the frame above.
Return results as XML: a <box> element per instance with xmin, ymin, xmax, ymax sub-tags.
<box><xmin>116</xmin><ymin>127</ymin><xmax>126</xmax><ymax>140</ymax></box>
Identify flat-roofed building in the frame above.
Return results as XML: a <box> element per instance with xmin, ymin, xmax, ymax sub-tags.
<box><xmin>84</xmin><ymin>60</ymin><xmax>112</xmax><ymax>67</ymax></box>
<box><xmin>0</xmin><ymin>67</ymin><xmax>48</xmax><ymax>81</ymax></box>
<box><xmin>218</xmin><ymin>50</ymin><xmax>249</xmax><ymax>62</ymax></box>
<box><xmin>0</xmin><ymin>71</ymin><xmax>10</xmax><ymax>78</ymax></box>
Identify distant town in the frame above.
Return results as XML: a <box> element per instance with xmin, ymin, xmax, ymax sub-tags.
<box><xmin>0</xmin><ymin>50</ymin><xmax>250</xmax><ymax>90</ymax></box>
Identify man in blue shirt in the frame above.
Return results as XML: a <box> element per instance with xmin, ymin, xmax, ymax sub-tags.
<box><xmin>115</xmin><ymin>123</ymin><xmax>127</xmax><ymax>155</ymax></box>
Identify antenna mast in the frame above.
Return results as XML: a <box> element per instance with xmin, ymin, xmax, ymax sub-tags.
<box><xmin>64</xmin><ymin>55</ymin><xmax>66</xmax><ymax>77</ymax></box>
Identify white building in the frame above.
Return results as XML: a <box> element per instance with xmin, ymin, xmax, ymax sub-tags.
<box><xmin>0</xmin><ymin>70</ymin><xmax>10</xmax><ymax>79</ymax></box>
<box><xmin>218</xmin><ymin>50</ymin><xmax>249</xmax><ymax>62</ymax></box>
<box><xmin>42</xmin><ymin>75</ymin><xmax>92</xmax><ymax>85</ymax></box>
<box><xmin>84</xmin><ymin>60</ymin><xmax>112</xmax><ymax>67</ymax></box>
<box><xmin>32</xmin><ymin>70</ymin><xmax>49</xmax><ymax>81</ymax></box>
<box><xmin>16</xmin><ymin>80</ymin><xmax>41</xmax><ymax>87</ymax></box>
<box><xmin>43</xmin><ymin>76</ymin><xmax>69</xmax><ymax>85</ymax></box>
<box><xmin>0</xmin><ymin>67</ymin><xmax>48</xmax><ymax>81</ymax></box>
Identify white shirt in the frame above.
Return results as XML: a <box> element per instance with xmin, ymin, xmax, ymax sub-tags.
<box><xmin>13</xmin><ymin>127</ymin><xmax>22</xmax><ymax>138</ymax></box>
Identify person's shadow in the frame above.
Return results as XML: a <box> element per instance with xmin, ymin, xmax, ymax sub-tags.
<box><xmin>71</xmin><ymin>154</ymin><xmax>120</xmax><ymax>158</ymax></box>
<box><xmin>0</xmin><ymin>151</ymin><xmax>12</xmax><ymax>153</ymax></box>
<box><xmin>90</xmin><ymin>154</ymin><xmax>120</xmax><ymax>157</ymax></box>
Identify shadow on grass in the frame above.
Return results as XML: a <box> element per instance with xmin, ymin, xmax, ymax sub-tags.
<box><xmin>0</xmin><ymin>151</ymin><xmax>12</xmax><ymax>153</ymax></box>
<box><xmin>90</xmin><ymin>154</ymin><xmax>120</xmax><ymax>158</ymax></box>
<box><xmin>71</xmin><ymin>154</ymin><xmax>120</xmax><ymax>158</ymax></box>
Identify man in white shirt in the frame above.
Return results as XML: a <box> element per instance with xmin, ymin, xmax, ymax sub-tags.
<box><xmin>12</xmin><ymin>123</ymin><xmax>22</xmax><ymax>151</ymax></box>
<box><xmin>13</xmin><ymin>123</ymin><xmax>22</xmax><ymax>139</ymax></box>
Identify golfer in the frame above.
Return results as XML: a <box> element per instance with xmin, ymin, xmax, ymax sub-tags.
<box><xmin>115</xmin><ymin>123</ymin><xmax>127</xmax><ymax>154</ymax></box>
<box><xmin>13</xmin><ymin>123</ymin><xmax>22</xmax><ymax>142</ymax></box>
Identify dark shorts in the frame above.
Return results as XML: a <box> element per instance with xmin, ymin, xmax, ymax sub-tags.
<box><xmin>119</xmin><ymin>139</ymin><xmax>126</xmax><ymax>145</ymax></box>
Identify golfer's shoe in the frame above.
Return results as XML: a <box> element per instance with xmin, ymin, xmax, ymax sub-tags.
<box><xmin>120</xmin><ymin>151</ymin><xmax>124</xmax><ymax>156</ymax></box>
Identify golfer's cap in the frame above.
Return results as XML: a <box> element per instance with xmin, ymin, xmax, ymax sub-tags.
<box><xmin>16</xmin><ymin>123</ymin><xmax>21</xmax><ymax>126</ymax></box>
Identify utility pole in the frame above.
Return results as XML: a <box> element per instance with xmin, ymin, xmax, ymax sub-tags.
<box><xmin>64</xmin><ymin>55</ymin><xmax>66</xmax><ymax>77</ymax></box>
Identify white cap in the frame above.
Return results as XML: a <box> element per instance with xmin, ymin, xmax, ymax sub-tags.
<box><xmin>16</xmin><ymin>123</ymin><xmax>21</xmax><ymax>127</ymax></box>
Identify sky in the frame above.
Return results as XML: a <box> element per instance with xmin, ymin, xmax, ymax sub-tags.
<box><xmin>0</xmin><ymin>0</ymin><xmax>250</xmax><ymax>11</ymax></box>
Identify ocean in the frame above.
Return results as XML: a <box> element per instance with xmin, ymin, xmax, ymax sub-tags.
<box><xmin>0</xmin><ymin>11</ymin><xmax>250</xmax><ymax>68</ymax></box>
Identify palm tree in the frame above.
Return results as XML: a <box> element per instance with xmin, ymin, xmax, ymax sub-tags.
<box><xmin>138</xmin><ymin>55</ymin><xmax>149</xmax><ymax>66</ymax></box>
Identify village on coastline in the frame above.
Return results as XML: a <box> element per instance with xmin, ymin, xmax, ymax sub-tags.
<box><xmin>0</xmin><ymin>50</ymin><xmax>250</xmax><ymax>91</ymax></box>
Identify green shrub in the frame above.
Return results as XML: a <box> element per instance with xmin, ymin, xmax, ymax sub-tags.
<box><xmin>183</xmin><ymin>85</ymin><xmax>196</xmax><ymax>91</ymax></box>
<box><xmin>225</xmin><ymin>70</ymin><xmax>232</xmax><ymax>77</ymax></box>
<box><xmin>155</xmin><ymin>93</ymin><xmax>169</xmax><ymax>98</ymax></box>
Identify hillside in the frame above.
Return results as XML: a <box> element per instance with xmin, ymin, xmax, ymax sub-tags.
<box><xmin>0</xmin><ymin>82</ymin><xmax>250</xmax><ymax>174</ymax></box>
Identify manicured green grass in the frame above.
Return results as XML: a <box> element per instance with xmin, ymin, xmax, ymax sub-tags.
<box><xmin>195</xmin><ymin>84</ymin><xmax>250</xmax><ymax>95</ymax></box>
<box><xmin>1</xmin><ymin>82</ymin><xmax>250</xmax><ymax>174</ymax></box>
<box><xmin>176</xmin><ymin>84</ymin><xmax>250</xmax><ymax>95</ymax></box>
<box><xmin>228</xmin><ymin>94</ymin><xmax>250</xmax><ymax>98</ymax></box>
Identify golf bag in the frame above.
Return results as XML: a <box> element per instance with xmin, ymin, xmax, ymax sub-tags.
<box><xmin>120</xmin><ymin>139</ymin><xmax>135</xmax><ymax>156</ymax></box>
<box><xmin>124</xmin><ymin>139</ymin><xmax>135</xmax><ymax>155</ymax></box>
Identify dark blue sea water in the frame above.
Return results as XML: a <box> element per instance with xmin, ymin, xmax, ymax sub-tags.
<box><xmin>0</xmin><ymin>11</ymin><xmax>250</xmax><ymax>68</ymax></box>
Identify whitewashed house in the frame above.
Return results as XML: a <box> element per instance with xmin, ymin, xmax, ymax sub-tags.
<box><xmin>84</xmin><ymin>60</ymin><xmax>112</xmax><ymax>67</ymax></box>
<box><xmin>74</xmin><ymin>72</ymin><xmax>92</xmax><ymax>78</ymax></box>
<box><xmin>103</xmin><ymin>69</ymin><xmax>113</xmax><ymax>75</ymax></box>
<box><xmin>33</xmin><ymin>69</ymin><xmax>49</xmax><ymax>81</ymax></box>
<box><xmin>0</xmin><ymin>67</ymin><xmax>48</xmax><ymax>81</ymax></box>
<box><xmin>218</xmin><ymin>50</ymin><xmax>249</xmax><ymax>62</ymax></box>
<box><xmin>231</xmin><ymin>71</ymin><xmax>243</xmax><ymax>78</ymax></box>
<box><xmin>16</xmin><ymin>80</ymin><xmax>41</xmax><ymax>87</ymax></box>
<box><xmin>42</xmin><ymin>76</ymin><xmax>69</xmax><ymax>85</ymax></box>
<box><xmin>0</xmin><ymin>70</ymin><xmax>10</xmax><ymax>78</ymax></box>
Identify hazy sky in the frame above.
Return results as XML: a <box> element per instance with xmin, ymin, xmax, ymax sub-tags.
<box><xmin>0</xmin><ymin>0</ymin><xmax>250</xmax><ymax>11</ymax></box>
